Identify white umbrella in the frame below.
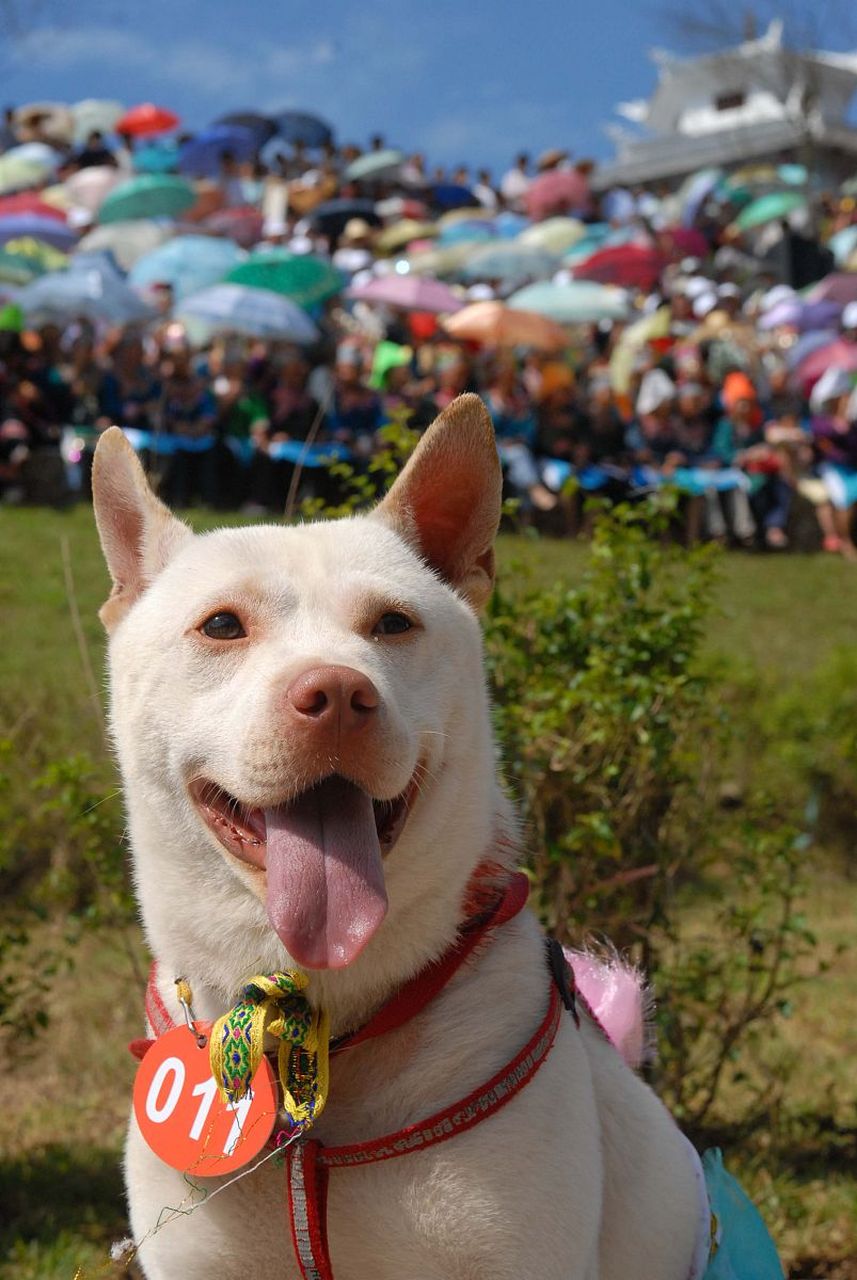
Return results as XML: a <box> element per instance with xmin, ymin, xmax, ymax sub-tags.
<box><xmin>178</xmin><ymin>284</ymin><xmax>319</xmax><ymax>342</ymax></box>
<box><xmin>77</xmin><ymin>219</ymin><xmax>175</xmax><ymax>270</ymax></box>
<box><xmin>63</xmin><ymin>166</ymin><xmax>124</xmax><ymax>214</ymax></box>
<box><xmin>72</xmin><ymin>99</ymin><xmax>125</xmax><ymax>144</ymax></box>
<box><xmin>17</xmin><ymin>263</ymin><xmax>154</xmax><ymax>325</ymax></box>
<box><xmin>507</xmin><ymin>281</ymin><xmax>630</xmax><ymax>324</ymax></box>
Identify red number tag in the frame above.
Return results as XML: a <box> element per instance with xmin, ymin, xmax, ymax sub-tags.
<box><xmin>133</xmin><ymin>1024</ymin><xmax>278</xmax><ymax>1177</ymax></box>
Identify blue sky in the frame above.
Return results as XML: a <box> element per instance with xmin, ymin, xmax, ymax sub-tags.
<box><xmin>4</xmin><ymin>1</ymin><xmax>857</xmax><ymax>174</ymax></box>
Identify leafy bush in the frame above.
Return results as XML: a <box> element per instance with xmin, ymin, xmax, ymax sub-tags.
<box><xmin>485</xmin><ymin>499</ymin><xmax>819</xmax><ymax>1133</ymax></box>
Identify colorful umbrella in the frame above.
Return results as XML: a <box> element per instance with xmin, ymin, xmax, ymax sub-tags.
<box><xmin>114</xmin><ymin>103</ymin><xmax>180</xmax><ymax>137</ymax></box>
<box><xmin>573</xmin><ymin>244</ymin><xmax>666</xmax><ymax>291</ymax></box>
<box><xmin>441</xmin><ymin>301</ymin><xmax>568</xmax><ymax>350</ymax></box>
<box><xmin>78</xmin><ymin>219</ymin><xmax>175</xmax><ymax>270</ymax></box>
<box><xmin>63</xmin><ymin>165</ymin><xmax>123</xmax><ymax>214</ymax></box>
<box><xmin>17</xmin><ymin>263</ymin><xmax>154</xmax><ymax>324</ymax></box>
<box><xmin>347</xmin><ymin>274</ymin><xmax>463</xmax><ymax>313</ymax></box>
<box><xmin>806</xmin><ymin>274</ymin><xmax>857</xmax><ymax>307</ymax></box>
<box><xmin>0</xmin><ymin>248</ymin><xmax>48</xmax><ymax>285</ymax></box>
<box><xmin>0</xmin><ymin>214</ymin><xmax>77</xmax><ymax>250</ymax></box>
<box><xmin>178</xmin><ymin>126</ymin><xmax>258</xmax><ymax>178</ymax></box>
<box><xmin>518</xmin><ymin>217</ymin><xmax>586</xmax><ymax>254</ymax></box>
<box><xmin>758</xmin><ymin>298</ymin><xmax>841</xmax><ymax>332</ymax></box>
<box><xmin>507</xmin><ymin>280</ymin><xmax>629</xmax><ymax>324</ymax></box>
<box><xmin>274</xmin><ymin>111</ymin><xmax>334</xmax><ymax>147</ymax></box>
<box><xmin>658</xmin><ymin>226</ymin><xmax>709</xmax><ymax>262</ymax></box>
<box><xmin>460</xmin><ymin>243</ymin><xmax>560</xmax><ymax>284</ymax></box>
<box><xmin>344</xmin><ymin>149</ymin><xmax>405</xmax><ymax>182</ymax></box>
<box><xmin>133</xmin><ymin>142</ymin><xmax>180</xmax><ymax>174</ymax></box>
<box><xmin>178</xmin><ymin>283</ymin><xmax>319</xmax><ymax>341</ymax></box>
<box><xmin>4</xmin><ymin>237</ymin><xmax>69</xmax><ymax>272</ymax></box>
<box><xmin>215</xmin><ymin>112</ymin><xmax>277</xmax><ymax>147</ymax></box>
<box><xmin>130</xmin><ymin>235</ymin><xmax>245</xmax><ymax>300</ymax></box>
<box><xmin>99</xmin><ymin>175</ymin><xmax>196</xmax><ymax>224</ymax></box>
<box><xmin>225</xmin><ymin>251</ymin><xmax>344</xmax><ymax>308</ymax></box>
<box><xmin>0</xmin><ymin>194</ymin><xmax>67</xmax><ymax>222</ymax></box>
<box><xmin>71</xmin><ymin>99</ymin><xmax>125</xmax><ymax>143</ymax></box>
<box><xmin>526</xmin><ymin>170</ymin><xmax>589</xmax><ymax>221</ymax></box>
<box><xmin>202</xmin><ymin>205</ymin><xmax>264</xmax><ymax>248</ymax></box>
<box><xmin>793</xmin><ymin>339</ymin><xmax>857</xmax><ymax>393</ymax></box>
<box><xmin>734</xmin><ymin>191</ymin><xmax>806</xmax><ymax>231</ymax></box>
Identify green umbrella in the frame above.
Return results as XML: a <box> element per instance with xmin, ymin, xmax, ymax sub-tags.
<box><xmin>507</xmin><ymin>281</ymin><xmax>630</xmax><ymax>324</ymax></box>
<box><xmin>99</xmin><ymin>175</ymin><xmax>196</xmax><ymax>224</ymax></box>
<box><xmin>0</xmin><ymin>248</ymin><xmax>46</xmax><ymax>285</ymax></box>
<box><xmin>0</xmin><ymin>155</ymin><xmax>51</xmax><ymax>195</ymax></box>
<box><xmin>344</xmin><ymin>149</ymin><xmax>404</xmax><ymax>182</ymax></box>
<box><xmin>734</xmin><ymin>191</ymin><xmax>806</xmax><ymax>231</ymax></box>
<box><xmin>225</xmin><ymin>251</ymin><xmax>345</xmax><ymax>308</ymax></box>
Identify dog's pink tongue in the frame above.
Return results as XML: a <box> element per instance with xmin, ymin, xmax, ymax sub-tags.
<box><xmin>264</xmin><ymin>777</ymin><xmax>388</xmax><ymax>970</ymax></box>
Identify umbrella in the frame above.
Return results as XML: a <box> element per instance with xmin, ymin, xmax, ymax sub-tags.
<box><xmin>0</xmin><ymin>248</ymin><xmax>48</xmax><ymax>285</ymax></box>
<box><xmin>806</xmin><ymin>274</ymin><xmax>857</xmax><ymax>307</ymax></box>
<box><xmin>437</xmin><ymin>220</ymin><xmax>495</xmax><ymax>246</ymax></box>
<box><xmin>99</xmin><ymin>175</ymin><xmax>196</xmax><ymax>223</ymax></box>
<box><xmin>225</xmin><ymin>250</ymin><xmax>344</xmax><ymax>307</ymax></box>
<box><xmin>4</xmin><ymin>237</ymin><xmax>69</xmax><ymax>272</ymax></box>
<box><xmin>793</xmin><ymin>339</ymin><xmax>857</xmax><ymax>393</ymax></box>
<box><xmin>133</xmin><ymin>142</ymin><xmax>180</xmax><ymax>174</ymax></box>
<box><xmin>215</xmin><ymin>112</ymin><xmax>278</xmax><ymax>147</ymax></box>
<box><xmin>130</xmin><ymin>235</ymin><xmax>245</xmax><ymax>300</ymax></box>
<box><xmin>507</xmin><ymin>280</ymin><xmax>630</xmax><ymax>324</ymax></box>
<box><xmin>375</xmin><ymin>220</ymin><xmax>438</xmax><ymax>255</ymax></box>
<box><xmin>827</xmin><ymin>227</ymin><xmax>857</xmax><ymax>268</ymax></box>
<box><xmin>562</xmin><ymin>226</ymin><xmax>614</xmax><ymax>266</ymax></box>
<box><xmin>658</xmin><ymin>226</ymin><xmax>709</xmax><ymax>262</ymax></box>
<box><xmin>609</xmin><ymin>305</ymin><xmax>672</xmax><ymax>394</ymax></box>
<box><xmin>71</xmin><ymin>99</ymin><xmax>125</xmax><ymax>143</ymax></box>
<box><xmin>519</xmin><ymin>217</ymin><xmax>586</xmax><ymax>254</ymax></box>
<box><xmin>178</xmin><ymin>126</ymin><xmax>258</xmax><ymax>178</ymax></box>
<box><xmin>347</xmin><ymin>274</ymin><xmax>463</xmax><ymax>314</ymax></box>
<box><xmin>405</xmin><ymin>242</ymin><xmax>474</xmax><ymax>279</ymax></box>
<box><xmin>0</xmin><ymin>214</ymin><xmax>77</xmax><ymax>250</ymax></box>
<box><xmin>17</xmin><ymin>264</ymin><xmax>154</xmax><ymax>325</ymax></box>
<box><xmin>526</xmin><ymin>170</ymin><xmax>589</xmax><ymax>221</ymax></box>
<box><xmin>308</xmin><ymin>199</ymin><xmax>382</xmax><ymax>237</ymax></box>
<box><xmin>573</xmin><ymin>244</ymin><xmax>666</xmax><ymax>291</ymax></box>
<box><xmin>784</xmin><ymin>329</ymin><xmax>838</xmax><ymax>370</ymax></box>
<box><xmin>14</xmin><ymin>102</ymin><xmax>74</xmax><ymax>145</ymax></box>
<box><xmin>758</xmin><ymin>298</ymin><xmax>841</xmax><ymax>332</ymax></box>
<box><xmin>202</xmin><ymin>205</ymin><xmax>264</xmax><ymax>248</ymax></box>
<box><xmin>677</xmin><ymin>167</ymin><xmax>724</xmax><ymax>227</ymax></box>
<box><xmin>178</xmin><ymin>283</ymin><xmax>319</xmax><ymax>341</ymax></box>
<box><xmin>735</xmin><ymin>191</ymin><xmax>806</xmax><ymax>231</ymax></box>
<box><xmin>0</xmin><ymin>152</ymin><xmax>54</xmax><ymax>195</ymax></box>
<box><xmin>441</xmin><ymin>301</ymin><xmax>568</xmax><ymax>350</ymax></box>
<box><xmin>114</xmin><ymin>103</ymin><xmax>180</xmax><ymax>137</ymax></box>
<box><xmin>274</xmin><ymin>111</ymin><xmax>334</xmax><ymax>147</ymax></box>
<box><xmin>78</xmin><ymin>219</ymin><xmax>175</xmax><ymax>270</ymax></box>
<box><xmin>494</xmin><ymin>211</ymin><xmax>531</xmax><ymax>238</ymax></box>
<box><xmin>344</xmin><ymin>149</ymin><xmax>405</xmax><ymax>183</ymax></box>
<box><xmin>63</xmin><ymin>165</ymin><xmax>123</xmax><ymax>214</ymax></box>
<box><xmin>0</xmin><ymin>194</ymin><xmax>66</xmax><ymax>222</ymax></box>
<box><xmin>460</xmin><ymin>243</ymin><xmax>560</xmax><ymax>284</ymax></box>
<box><xmin>430</xmin><ymin>184</ymin><xmax>481</xmax><ymax>211</ymax></box>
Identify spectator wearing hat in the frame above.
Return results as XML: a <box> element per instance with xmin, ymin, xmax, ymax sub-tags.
<box><xmin>810</xmin><ymin>368</ymin><xmax>857</xmax><ymax>559</ymax></box>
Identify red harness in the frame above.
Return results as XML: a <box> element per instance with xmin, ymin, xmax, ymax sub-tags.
<box><xmin>132</xmin><ymin>869</ymin><xmax>577</xmax><ymax>1280</ymax></box>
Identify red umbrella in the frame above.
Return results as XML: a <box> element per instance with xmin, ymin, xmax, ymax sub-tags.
<box><xmin>658</xmin><ymin>226</ymin><xmax>709</xmax><ymax>262</ymax></box>
<box><xmin>526</xmin><ymin>170</ymin><xmax>589</xmax><ymax>221</ymax></box>
<box><xmin>115</xmin><ymin>103</ymin><xmax>180</xmax><ymax>137</ymax></box>
<box><xmin>793</xmin><ymin>339</ymin><xmax>857</xmax><ymax>394</ymax></box>
<box><xmin>0</xmin><ymin>194</ymin><xmax>66</xmax><ymax>222</ymax></box>
<box><xmin>573</xmin><ymin>244</ymin><xmax>666</xmax><ymax>291</ymax></box>
<box><xmin>202</xmin><ymin>206</ymin><xmax>264</xmax><ymax>247</ymax></box>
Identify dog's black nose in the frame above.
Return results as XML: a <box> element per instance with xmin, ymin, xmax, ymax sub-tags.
<box><xmin>286</xmin><ymin>665</ymin><xmax>379</xmax><ymax>732</ymax></box>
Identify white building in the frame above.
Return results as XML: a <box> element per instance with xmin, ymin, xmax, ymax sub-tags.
<box><xmin>594</xmin><ymin>20</ymin><xmax>857</xmax><ymax>191</ymax></box>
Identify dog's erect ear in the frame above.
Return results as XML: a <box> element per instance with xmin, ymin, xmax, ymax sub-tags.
<box><xmin>92</xmin><ymin>427</ymin><xmax>192</xmax><ymax>631</ymax></box>
<box><xmin>375</xmin><ymin>393</ymin><xmax>501</xmax><ymax>611</ymax></box>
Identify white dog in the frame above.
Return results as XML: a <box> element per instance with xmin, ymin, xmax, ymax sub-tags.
<box><xmin>93</xmin><ymin>394</ymin><xmax>702</xmax><ymax>1279</ymax></box>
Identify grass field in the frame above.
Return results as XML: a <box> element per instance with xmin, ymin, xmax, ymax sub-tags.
<box><xmin>2</xmin><ymin>505</ymin><xmax>856</xmax><ymax>1278</ymax></box>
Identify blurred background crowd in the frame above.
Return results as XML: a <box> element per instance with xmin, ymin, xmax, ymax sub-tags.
<box><xmin>2</xmin><ymin>97</ymin><xmax>857</xmax><ymax>554</ymax></box>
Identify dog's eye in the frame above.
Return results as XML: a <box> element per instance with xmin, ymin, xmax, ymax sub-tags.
<box><xmin>372</xmin><ymin>611</ymin><xmax>413</xmax><ymax>637</ymax></box>
<box><xmin>200</xmin><ymin>611</ymin><xmax>246</xmax><ymax>641</ymax></box>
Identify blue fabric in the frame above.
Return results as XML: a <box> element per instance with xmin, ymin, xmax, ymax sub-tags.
<box><xmin>268</xmin><ymin>439</ymin><xmax>351</xmax><ymax>467</ymax></box>
<box><xmin>701</xmin><ymin>1150</ymin><xmax>783</xmax><ymax>1279</ymax></box>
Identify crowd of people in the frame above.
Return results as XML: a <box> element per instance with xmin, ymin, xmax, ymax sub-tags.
<box><xmin>2</xmin><ymin>99</ymin><xmax>857</xmax><ymax>555</ymax></box>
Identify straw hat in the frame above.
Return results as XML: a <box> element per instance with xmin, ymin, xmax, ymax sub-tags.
<box><xmin>340</xmin><ymin>217</ymin><xmax>373</xmax><ymax>245</ymax></box>
<box><xmin>536</xmin><ymin>148</ymin><xmax>568</xmax><ymax>172</ymax></box>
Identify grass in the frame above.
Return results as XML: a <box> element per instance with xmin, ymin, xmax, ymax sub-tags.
<box><xmin>1</xmin><ymin>504</ymin><xmax>856</xmax><ymax>1277</ymax></box>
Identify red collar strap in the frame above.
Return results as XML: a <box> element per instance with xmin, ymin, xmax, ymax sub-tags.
<box><xmin>131</xmin><ymin>863</ymin><xmax>530</xmax><ymax>1060</ymax></box>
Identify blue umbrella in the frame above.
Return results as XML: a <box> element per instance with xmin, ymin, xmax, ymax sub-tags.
<box><xmin>438</xmin><ymin>220</ymin><xmax>496</xmax><ymax>246</ymax></box>
<box><xmin>461</xmin><ymin>244</ymin><xmax>560</xmax><ymax>284</ymax></box>
<box><xmin>178</xmin><ymin>125</ymin><xmax>258</xmax><ymax>178</ymax></box>
<box><xmin>133</xmin><ymin>141</ymin><xmax>179</xmax><ymax>174</ymax></box>
<box><xmin>494</xmin><ymin>211</ymin><xmax>530</xmax><ymax>238</ymax></box>
<box><xmin>431</xmin><ymin>184</ymin><xmax>481</xmax><ymax>211</ymax></box>
<box><xmin>0</xmin><ymin>214</ymin><xmax>77</xmax><ymax>250</ymax></box>
<box><xmin>129</xmin><ymin>235</ymin><xmax>245</xmax><ymax>300</ymax></box>
<box><xmin>784</xmin><ymin>329</ymin><xmax>838</xmax><ymax>370</ymax></box>
<box><xmin>274</xmin><ymin>111</ymin><xmax>334</xmax><ymax>147</ymax></box>
<box><xmin>178</xmin><ymin>283</ymin><xmax>319</xmax><ymax>342</ymax></box>
<box><xmin>17</xmin><ymin>263</ymin><xmax>154</xmax><ymax>325</ymax></box>
<box><xmin>215</xmin><ymin>112</ymin><xmax>277</xmax><ymax>147</ymax></box>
